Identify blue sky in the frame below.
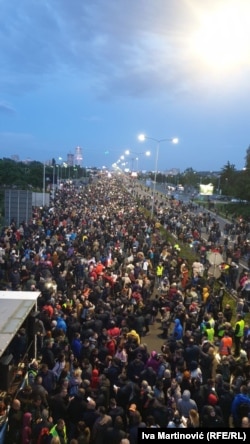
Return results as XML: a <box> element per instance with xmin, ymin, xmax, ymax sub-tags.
<box><xmin>1</xmin><ymin>0</ymin><xmax>250</xmax><ymax>172</ymax></box>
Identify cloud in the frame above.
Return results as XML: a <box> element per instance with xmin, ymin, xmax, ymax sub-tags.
<box><xmin>0</xmin><ymin>0</ymin><xmax>250</xmax><ymax>171</ymax></box>
<box><xmin>0</xmin><ymin>0</ymin><xmax>221</xmax><ymax>100</ymax></box>
<box><xmin>0</xmin><ymin>102</ymin><xmax>15</xmax><ymax>114</ymax></box>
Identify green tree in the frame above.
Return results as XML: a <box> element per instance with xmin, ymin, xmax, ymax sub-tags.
<box><xmin>220</xmin><ymin>161</ymin><xmax>237</xmax><ymax>196</ymax></box>
<box><xmin>244</xmin><ymin>145</ymin><xmax>250</xmax><ymax>169</ymax></box>
<box><xmin>181</xmin><ymin>168</ymin><xmax>200</xmax><ymax>188</ymax></box>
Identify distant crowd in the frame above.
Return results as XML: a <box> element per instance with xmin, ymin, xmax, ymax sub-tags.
<box><xmin>0</xmin><ymin>174</ymin><xmax>250</xmax><ymax>444</ymax></box>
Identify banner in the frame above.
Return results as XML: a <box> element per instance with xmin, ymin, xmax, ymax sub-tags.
<box><xmin>199</xmin><ymin>183</ymin><xmax>214</xmax><ymax>195</ymax></box>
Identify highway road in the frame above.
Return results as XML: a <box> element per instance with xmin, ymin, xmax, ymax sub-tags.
<box><xmin>125</xmin><ymin>180</ymin><xmax>247</xmax><ymax>354</ymax></box>
<box><xmin>134</xmin><ymin>180</ymin><xmax>249</xmax><ymax>276</ymax></box>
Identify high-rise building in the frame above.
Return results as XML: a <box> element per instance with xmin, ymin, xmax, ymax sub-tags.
<box><xmin>75</xmin><ymin>146</ymin><xmax>83</xmax><ymax>166</ymax></box>
<box><xmin>67</xmin><ymin>153</ymin><xmax>74</xmax><ymax>166</ymax></box>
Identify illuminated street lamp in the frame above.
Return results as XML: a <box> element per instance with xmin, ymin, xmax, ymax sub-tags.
<box><xmin>56</xmin><ymin>157</ymin><xmax>63</xmax><ymax>187</ymax></box>
<box><xmin>124</xmin><ymin>149</ymin><xmax>151</xmax><ymax>172</ymax></box>
<box><xmin>138</xmin><ymin>134</ymin><xmax>178</xmax><ymax>218</ymax></box>
<box><xmin>43</xmin><ymin>162</ymin><xmax>46</xmax><ymax>206</ymax></box>
<box><xmin>52</xmin><ymin>163</ymin><xmax>55</xmax><ymax>197</ymax></box>
<box><xmin>43</xmin><ymin>161</ymin><xmax>51</xmax><ymax>206</ymax></box>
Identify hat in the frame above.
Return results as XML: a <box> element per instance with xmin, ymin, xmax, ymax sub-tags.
<box><xmin>208</xmin><ymin>393</ymin><xmax>218</xmax><ymax>405</ymax></box>
<box><xmin>128</xmin><ymin>403</ymin><xmax>137</xmax><ymax>412</ymax></box>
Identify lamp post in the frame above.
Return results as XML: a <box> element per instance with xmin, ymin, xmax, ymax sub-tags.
<box><xmin>138</xmin><ymin>134</ymin><xmax>178</xmax><ymax>218</ymax></box>
<box><xmin>57</xmin><ymin>157</ymin><xmax>63</xmax><ymax>187</ymax></box>
<box><xmin>43</xmin><ymin>163</ymin><xmax>46</xmax><ymax>206</ymax></box>
<box><xmin>217</xmin><ymin>175</ymin><xmax>221</xmax><ymax>195</ymax></box>
<box><xmin>124</xmin><ymin>149</ymin><xmax>151</xmax><ymax>172</ymax></box>
<box><xmin>52</xmin><ymin>164</ymin><xmax>55</xmax><ymax>198</ymax></box>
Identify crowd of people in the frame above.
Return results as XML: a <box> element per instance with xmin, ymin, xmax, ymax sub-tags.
<box><xmin>0</xmin><ymin>174</ymin><xmax>250</xmax><ymax>443</ymax></box>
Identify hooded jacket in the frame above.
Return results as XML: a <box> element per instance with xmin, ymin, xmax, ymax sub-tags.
<box><xmin>90</xmin><ymin>368</ymin><xmax>100</xmax><ymax>389</ymax></box>
<box><xmin>91</xmin><ymin>413</ymin><xmax>112</xmax><ymax>444</ymax></box>
<box><xmin>22</xmin><ymin>412</ymin><xmax>32</xmax><ymax>444</ymax></box>
<box><xmin>177</xmin><ymin>389</ymin><xmax>198</xmax><ymax>418</ymax></box>
<box><xmin>127</xmin><ymin>329</ymin><xmax>140</xmax><ymax>345</ymax></box>
<box><xmin>231</xmin><ymin>392</ymin><xmax>250</xmax><ymax>423</ymax></box>
<box><xmin>173</xmin><ymin>318</ymin><xmax>183</xmax><ymax>340</ymax></box>
<box><xmin>145</xmin><ymin>351</ymin><xmax>160</xmax><ymax>372</ymax></box>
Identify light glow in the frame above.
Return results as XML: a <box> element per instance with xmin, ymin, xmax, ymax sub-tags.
<box><xmin>190</xmin><ymin>2</ymin><xmax>250</xmax><ymax>73</ymax></box>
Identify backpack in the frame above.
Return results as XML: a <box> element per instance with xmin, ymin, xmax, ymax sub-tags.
<box><xmin>69</xmin><ymin>381</ymin><xmax>80</xmax><ymax>396</ymax></box>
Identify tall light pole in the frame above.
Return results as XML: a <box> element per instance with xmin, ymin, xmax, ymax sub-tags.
<box><xmin>217</xmin><ymin>174</ymin><xmax>221</xmax><ymax>194</ymax></box>
<box><xmin>43</xmin><ymin>163</ymin><xmax>46</xmax><ymax>206</ymax></box>
<box><xmin>138</xmin><ymin>134</ymin><xmax>178</xmax><ymax>219</ymax></box>
<box><xmin>57</xmin><ymin>157</ymin><xmax>63</xmax><ymax>187</ymax></box>
<box><xmin>52</xmin><ymin>164</ymin><xmax>55</xmax><ymax>198</ymax></box>
<box><xmin>124</xmin><ymin>149</ymin><xmax>151</xmax><ymax>172</ymax></box>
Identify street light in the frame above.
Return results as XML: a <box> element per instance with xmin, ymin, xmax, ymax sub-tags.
<box><xmin>124</xmin><ymin>149</ymin><xmax>151</xmax><ymax>172</ymax></box>
<box><xmin>62</xmin><ymin>162</ymin><xmax>68</xmax><ymax>180</ymax></box>
<box><xmin>138</xmin><ymin>134</ymin><xmax>178</xmax><ymax>218</ymax></box>
<box><xmin>217</xmin><ymin>174</ymin><xmax>221</xmax><ymax>194</ymax></box>
<box><xmin>57</xmin><ymin>157</ymin><xmax>63</xmax><ymax>187</ymax></box>
<box><xmin>52</xmin><ymin>164</ymin><xmax>55</xmax><ymax>198</ymax></box>
<box><xmin>43</xmin><ymin>161</ymin><xmax>51</xmax><ymax>206</ymax></box>
<box><xmin>43</xmin><ymin>162</ymin><xmax>46</xmax><ymax>206</ymax></box>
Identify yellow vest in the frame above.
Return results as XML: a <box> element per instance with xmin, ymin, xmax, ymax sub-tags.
<box><xmin>156</xmin><ymin>265</ymin><xmax>164</xmax><ymax>276</ymax></box>
<box><xmin>205</xmin><ymin>327</ymin><xmax>214</xmax><ymax>342</ymax></box>
<box><xmin>235</xmin><ymin>319</ymin><xmax>244</xmax><ymax>337</ymax></box>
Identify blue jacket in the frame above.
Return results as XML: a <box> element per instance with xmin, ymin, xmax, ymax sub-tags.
<box><xmin>173</xmin><ymin>318</ymin><xmax>183</xmax><ymax>340</ymax></box>
<box><xmin>56</xmin><ymin>316</ymin><xmax>67</xmax><ymax>333</ymax></box>
<box><xmin>231</xmin><ymin>392</ymin><xmax>250</xmax><ymax>422</ymax></box>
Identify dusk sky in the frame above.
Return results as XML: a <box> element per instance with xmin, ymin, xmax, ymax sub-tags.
<box><xmin>1</xmin><ymin>0</ymin><xmax>250</xmax><ymax>173</ymax></box>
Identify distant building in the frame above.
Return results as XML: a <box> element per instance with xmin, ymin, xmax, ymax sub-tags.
<box><xmin>165</xmin><ymin>168</ymin><xmax>180</xmax><ymax>176</ymax></box>
<box><xmin>67</xmin><ymin>153</ymin><xmax>74</xmax><ymax>166</ymax></box>
<box><xmin>11</xmin><ymin>155</ymin><xmax>20</xmax><ymax>161</ymax></box>
<box><xmin>75</xmin><ymin>146</ymin><xmax>83</xmax><ymax>166</ymax></box>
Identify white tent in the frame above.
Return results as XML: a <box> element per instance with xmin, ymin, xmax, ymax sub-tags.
<box><xmin>0</xmin><ymin>291</ymin><xmax>40</xmax><ymax>359</ymax></box>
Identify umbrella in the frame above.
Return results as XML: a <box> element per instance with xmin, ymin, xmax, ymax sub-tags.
<box><xmin>208</xmin><ymin>252</ymin><xmax>223</xmax><ymax>266</ymax></box>
<box><xmin>208</xmin><ymin>266</ymin><xmax>221</xmax><ymax>279</ymax></box>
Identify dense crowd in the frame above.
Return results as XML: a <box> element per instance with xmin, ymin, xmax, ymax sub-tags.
<box><xmin>0</xmin><ymin>174</ymin><xmax>250</xmax><ymax>443</ymax></box>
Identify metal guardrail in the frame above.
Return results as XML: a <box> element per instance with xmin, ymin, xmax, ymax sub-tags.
<box><xmin>7</xmin><ymin>340</ymin><xmax>34</xmax><ymax>398</ymax></box>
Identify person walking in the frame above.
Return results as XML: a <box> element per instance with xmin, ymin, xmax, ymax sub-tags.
<box><xmin>47</xmin><ymin>418</ymin><xmax>67</xmax><ymax>444</ymax></box>
<box><xmin>234</xmin><ymin>314</ymin><xmax>245</xmax><ymax>357</ymax></box>
<box><xmin>218</xmin><ymin>331</ymin><xmax>233</xmax><ymax>357</ymax></box>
